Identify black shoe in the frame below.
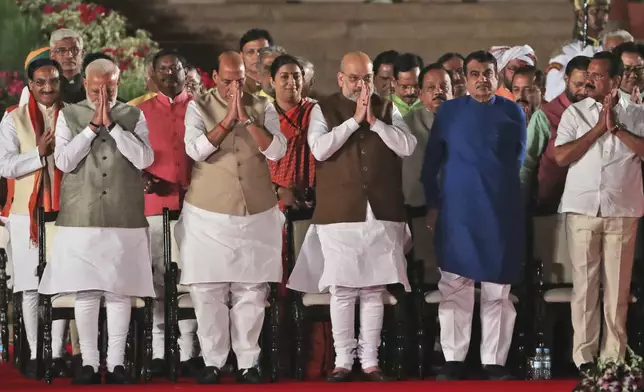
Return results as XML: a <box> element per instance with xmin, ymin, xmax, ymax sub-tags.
<box><xmin>51</xmin><ymin>357</ymin><xmax>72</xmax><ymax>378</ymax></box>
<box><xmin>71</xmin><ymin>354</ymin><xmax>83</xmax><ymax>377</ymax></box>
<box><xmin>24</xmin><ymin>359</ymin><xmax>38</xmax><ymax>379</ymax></box>
<box><xmin>327</xmin><ymin>369</ymin><xmax>353</xmax><ymax>382</ymax></box>
<box><xmin>72</xmin><ymin>365</ymin><xmax>101</xmax><ymax>385</ymax></box>
<box><xmin>150</xmin><ymin>358</ymin><xmax>165</xmax><ymax>377</ymax></box>
<box><xmin>105</xmin><ymin>365</ymin><xmax>135</xmax><ymax>385</ymax></box>
<box><xmin>181</xmin><ymin>357</ymin><xmax>205</xmax><ymax>377</ymax></box>
<box><xmin>196</xmin><ymin>366</ymin><xmax>221</xmax><ymax>384</ymax></box>
<box><xmin>436</xmin><ymin>361</ymin><xmax>465</xmax><ymax>381</ymax></box>
<box><xmin>362</xmin><ymin>369</ymin><xmax>391</xmax><ymax>382</ymax></box>
<box><xmin>236</xmin><ymin>367</ymin><xmax>264</xmax><ymax>384</ymax></box>
<box><xmin>483</xmin><ymin>365</ymin><xmax>514</xmax><ymax>380</ymax></box>
<box><xmin>579</xmin><ymin>362</ymin><xmax>596</xmax><ymax>378</ymax></box>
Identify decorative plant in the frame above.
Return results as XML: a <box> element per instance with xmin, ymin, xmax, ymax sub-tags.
<box><xmin>16</xmin><ymin>0</ymin><xmax>159</xmax><ymax>101</ymax></box>
<box><xmin>0</xmin><ymin>0</ymin><xmax>44</xmax><ymax>108</ymax></box>
<box><xmin>574</xmin><ymin>347</ymin><xmax>644</xmax><ymax>392</ymax></box>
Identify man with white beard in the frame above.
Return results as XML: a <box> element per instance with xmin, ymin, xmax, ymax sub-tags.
<box><xmin>38</xmin><ymin>59</ymin><xmax>155</xmax><ymax>385</ymax></box>
<box><xmin>288</xmin><ymin>51</ymin><xmax>417</xmax><ymax>382</ymax></box>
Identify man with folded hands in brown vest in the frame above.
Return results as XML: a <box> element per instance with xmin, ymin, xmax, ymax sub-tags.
<box><xmin>176</xmin><ymin>51</ymin><xmax>287</xmax><ymax>384</ymax></box>
<box><xmin>287</xmin><ymin>51</ymin><xmax>417</xmax><ymax>382</ymax></box>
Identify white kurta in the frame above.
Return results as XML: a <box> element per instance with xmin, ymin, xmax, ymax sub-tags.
<box><xmin>0</xmin><ymin>104</ymin><xmax>57</xmax><ymax>293</ymax></box>
<box><xmin>176</xmin><ymin>100</ymin><xmax>287</xmax><ymax>284</ymax></box>
<box><xmin>287</xmin><ymin>103</ymin><xmax>416</xmax><ymax>293</ymax></box>
<box><xmin>38</xmin><ymin>108</ymin><xmax>155</xmax><ymax>298</ymax></box>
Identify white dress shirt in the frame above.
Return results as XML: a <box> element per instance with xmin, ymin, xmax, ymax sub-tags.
<box><xmin>176</xmin><ymin>98</ymin><xmax>286</xmax><ymax>285</ymax></box>
<box><xmin>288</xmin><ymin>102</ymin><xmax>416</xmax><ymax>293</ymax></box>
<box><xmin>556</xmin><ymin>96</ymin><xmax>644</xmax><ymax>218</ymax></box>
<box><xmin>183</xmin><ymin>99</ymin><xmax>286</xmax><ymax>162</ymax></box>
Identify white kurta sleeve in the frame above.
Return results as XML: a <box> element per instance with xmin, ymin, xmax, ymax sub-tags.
<box><xmin>184</xmin><ymin>100</ymin><xmax>218</xmax><ymax>162</ymax></box>
<box><xmin>545</xmin><ymin>67</ymin><xmax>566</xmax><ymax>103</ymax></box>
<box><xmin>307</xmin><ymin>104</ymin><xmax>360</xmax><ymax>161</ymax></box>
<box><xmin>109</xmin><ymin>111</ymin><xmax>154</xmax><ymax>170</ymax></box>
<box><xmin>54</xmin><ymin>111</ymin><xmax>97</xmax><ymax>173</ymax></box>
<box><xmin>260</xmin><ymin>101</ymin><xmax>287</xmax><ymax>161</ymax></box>
<box><xmin>370</xmin><ymin>106</ymin><xmax>417</xmax><ymax>157</ymax></box>
<box><xmin>0</xmin><ymin>115</ymin><xmax>44</xmax><ymax>178</ymax></box>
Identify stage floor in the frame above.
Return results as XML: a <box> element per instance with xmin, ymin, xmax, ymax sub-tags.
<box><xmin>0</xmin><ymin>364</ymin><xmax>580</xmax><ymax>391</ymax></box>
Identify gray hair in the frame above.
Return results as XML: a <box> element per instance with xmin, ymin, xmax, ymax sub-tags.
<box><xmin>600</xmin><ymin>29</ymin><xmax>634</xmax><ymax>46</ymax></box>
<box><xmin>86</xmin><ymin>59</ymin><xmax>120</xmax><ymax>78</ymax></box>
<box><xmin>257</xmin><ymin>45</ymin><xmax>287</xmax><ymax>72</ymax></box>
<box><xmin>296</xmin><ymin>56</ymin><xmax>315</xmax><ymax>82</ymax></box>
<box><xmin>50</xmin><ymin>28</ymin><xmax>84</xmax><ymax>49</ymax></box>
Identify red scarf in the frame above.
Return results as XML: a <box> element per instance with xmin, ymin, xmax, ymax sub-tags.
<box><xmin>1</xmin><ymin>94</ymin><xmax>63</xmax><ymax>244</ymax></box>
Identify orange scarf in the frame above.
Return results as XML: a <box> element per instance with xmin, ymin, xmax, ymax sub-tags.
<box><xmin>1</xmin><ymin>94</ymin><xmax>63</xmax><ymax>244</ymax></box>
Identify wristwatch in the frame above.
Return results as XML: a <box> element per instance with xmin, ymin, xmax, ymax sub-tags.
<box><xmin>243</xmin><ymin>117</ymin><xmax>254</xmax><ymax>126</ymax></box>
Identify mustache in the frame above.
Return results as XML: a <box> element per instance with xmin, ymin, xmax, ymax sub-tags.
<box><xmin>432</xmin><ymin>94</ymin><xmax>446</xmax><ymax>101</ymax></box>
<box><xmin>404</xmin><ymin>94</ymin><xmax>417</xmax><ymax>99</ymax></box>
<box><xmin>516</xmin><ymin>99</ymin><xmax>530</xmax><ymax>106</ymax></box>
<box><xmin>585</xmin><ymin>84</ymin><xmax>595</xmax><ymax>90</ymax></box>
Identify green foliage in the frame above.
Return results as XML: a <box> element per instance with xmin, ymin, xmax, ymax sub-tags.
<box><xmin>0</xmin><ymin>0</ymin><xmax>46</xmax><ymax>72</ymax></box>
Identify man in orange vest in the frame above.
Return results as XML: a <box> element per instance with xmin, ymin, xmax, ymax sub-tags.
<box><xmin>0</xmin><ymin>59</ymin><xmax>69</xmax><ymax>378</ymax></box>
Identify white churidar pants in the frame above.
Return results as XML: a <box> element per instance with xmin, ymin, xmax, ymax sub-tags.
<box><xmin>330</xmin><ymin>285</ymin><xmax>385</xmax><ymax>370</ymax></box>
<box><xmin>75</xmin><ymin>290</ymin><xmax>131</xmax><ymax>372</ymax></box>
<box><xmin>152</xmin><ymin>284</ymin><xmax>198</xmax><ymax>361</ymax></box>
<box><xmin>22</xmin><ymin>291</ymin><xmax>66</xmax><ymax>360</ymax></box>
<box><xmin>189</xmin><ymin>282</ymin><xmax>268</xmax><ymax>369</ymax></box>
<box><xmin>438</xmin><ymin>270</ymin><xmax>516</xmax><ymax>365</ymax></box>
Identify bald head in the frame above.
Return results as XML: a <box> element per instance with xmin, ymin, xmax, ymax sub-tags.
<box><xmin>215</xmin><ymin>51</ymin><xmax>246</xmax><ymax>99</ymax></box>
<box><xmin>338</xmin><ymin>51</ymin><xmax>373</xmax><ymax>101</ymax></box>
<box><xmin>84</xmin><ymin>58</ymin><xmax>119</xmax><ymax>106</ymax></box>
<box><xmin>340</xmin><ymin>51</ymin><xmax>372</xmax><ymax>73</ymax></box>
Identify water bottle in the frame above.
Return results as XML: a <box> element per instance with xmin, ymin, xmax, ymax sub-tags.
<box><xmin>542</xmin><ymin>348</ymin><xmax>552</xmax><ymax>380</ymax></box>
<box><xmin>533</xmin><ymin>348</ymin><xmax>544</xmax><ymax>380</ymax></box>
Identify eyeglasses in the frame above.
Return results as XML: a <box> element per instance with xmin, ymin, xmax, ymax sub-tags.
<box><xmin>52</xmin><ymin>47</ymin><xmax>81</xmax><ymax>56</ymax></box>
<box><xmin>33</xmin><ymin>78</ymin><xmax>60</xmax><ymax>87</ymax></box>
<box><xmin>624</xmin><ymin>66</ymin><xmax>644</xmax><ymax>76</ymax></box>
<box><xmin>342</xmin><ymin>73</ymin><xmax>372</xmax><ymax>84</ymax></box>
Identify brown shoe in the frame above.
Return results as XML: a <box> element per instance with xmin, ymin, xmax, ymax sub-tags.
<box><xmin>362</xmin><ymin>369</ymin><xmax>391</xmax><ymax>382</ymax></box>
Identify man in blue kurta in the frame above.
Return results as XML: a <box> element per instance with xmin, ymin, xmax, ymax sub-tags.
<box><xmin>421</xmin><ymin>50</ymin><xmax>526</xmax><ymax>381</ymax></box>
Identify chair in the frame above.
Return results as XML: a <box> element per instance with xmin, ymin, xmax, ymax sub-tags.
<box><xmin>162</xmin><ymin>208</ymin><xmax>280</xmax><ymax>382</ymax></box>
<box><xmin>0</xmin><ymin>248</ymin><xmax>9</xmax><ymax>362</ymax></box>
<box><xmin>287</xmin><ymin>207</ymin><xmax>409</xmax><ymax>381</ymax></box>
<box><xmin>36</xmin><ymin>208</ymin><xmax>154</xmax><ymax>383</ymax></box>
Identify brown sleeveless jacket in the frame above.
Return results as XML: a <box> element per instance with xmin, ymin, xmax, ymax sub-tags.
<box><xmin>312</xmin><ymin>92</ymin><xmax>405</xmax><ymax>224</ymax></box>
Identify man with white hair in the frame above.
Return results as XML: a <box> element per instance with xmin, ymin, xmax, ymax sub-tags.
<box><xmin>488</xmin><ymin>45</ymin><xmax>537</xmax><ymax>101</ymax></box>
<box><xmin>38</xmin><ymin>58</ymin><xmax>155</xmax><ymax>385</ymax></box>
<box><xmin>257</xmin><ymin>45</ymin><xmax>288</xmax><ymax>102</ymax></box>
<box><xmin>295</xmin><ymin>56</ymin><xmax>316</xmax><ymax>99</ymax></box>
<box><xmin>17</xmin><ymin>28</ymin><xmax>86</xmax><ymax>106</ymax></box>
<box><xmin>544</xmin><ymin>0</ymin><xmax>614</xmax><ymax>102</ymax></box>
<box><xmin>600</xmin><ymin>29</ymin><xmax>634</xmax><ymax>51</ymax></box>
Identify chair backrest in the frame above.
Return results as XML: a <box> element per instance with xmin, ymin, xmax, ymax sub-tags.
<box><xmin>405</xmin><ymin>205</ymin><xmax>440</xmax><ymax>286</ymax></box>
<box><xmin>38</xmin><ymin>208</ymin><xmax>60</xmax><ymax>265</ymax></box>
<box><xmin>532</xmin><ymin>215</ymin><xmax>572</xmax><ymax>284</ymax></box>
<box><xmin>285</xmin><ymin>207</ymin><xmax>314</xmax><ymax>274</ymax></box>
<box><xmin>162</xmin><ymin>208</ymin><xmax>182</xmax><ymax>268</ymax></box>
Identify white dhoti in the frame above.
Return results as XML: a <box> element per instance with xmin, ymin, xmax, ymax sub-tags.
<box><xmin>438</xmin><ymin>270</ymin><xmax>516</xmax><ymax>366</ymax></box>
<box><xmin>288</xmin><ymin>204</ymin><xmax>410</xmax><ymax>369</ymax></box>
<box><xmin>147</xmin><ymin>216</ymin><xmax>198</xmax><ymax>361</ymax></box>
<box><xmin>39</xmin><ymin>226</ymin><xmax>155</xmax><ymax>371</ymax></box>
<box><xmin>175</xmin><ymin>202</ymin><xmax>283</xmax><ymax>369</ymax></box>
<box><xmin>4</xmin><ymin>214</ymin><xmax>66</xmax><ymax>359</ymax></box>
